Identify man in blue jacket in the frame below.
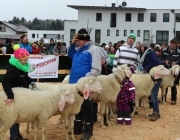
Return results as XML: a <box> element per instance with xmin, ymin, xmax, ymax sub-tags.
<box><xmin>68</xmin><ymin>28</ymin><xmax>101</xmax><ymax>140</ymax></box>
<box><xmin>20</xmin><ymin>37</ymin><xmax>32</xmax><ymax>54</ymax></box>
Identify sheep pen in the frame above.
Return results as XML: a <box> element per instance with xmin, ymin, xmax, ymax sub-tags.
<box><xmin>1</xmin><ymin>85</ymin><xmax>180</xmax><ymax>140</ymax></box>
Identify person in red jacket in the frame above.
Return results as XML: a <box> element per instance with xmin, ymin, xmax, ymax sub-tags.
<box><xmin>32</xmin><ymin>42</ymin><xmax>41</xmax><ymax>54</ymax></box>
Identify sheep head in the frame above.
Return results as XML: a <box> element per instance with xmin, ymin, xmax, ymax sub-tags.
<box><xmin>58</xmin><ymin>89</ymin><xmax>75</xmax><ymax>111</ymax></box>
<box><xmin>170</xmin><ymin>65</ymin><xmax>180</xmax><ymax>77</ymax></box>
<box><xmin>149</xmin><ymin>65</ymin><xmax>170</xmax><ymax>79</ymax></box>
<box><xmin>116</xmin><ymin>64</ymin><xmax>132</xmax><ymax>78</ymax></box>
<box><xmin>76</xmin><ymin>76</ymin><xmax>103</xmax><ymax>100</ymax></box>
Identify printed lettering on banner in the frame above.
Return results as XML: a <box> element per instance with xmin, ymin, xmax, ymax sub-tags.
<box><xmin>28</xmin><ymin>55</ymin><xmax>59</xmax><ymax>78</ymax></box>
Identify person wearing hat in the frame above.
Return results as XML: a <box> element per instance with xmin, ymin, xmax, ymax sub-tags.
<box><xmin>38</xmin><ymin>38</ymin><xmax>44</xmax><ymax>48</ymax></box>
<box><xmin>161</xmin><ymin>38</ymin><xmax>180</xmax><ymax>105</ymax></box>
<box><xmin>68</xmin><ymin>28</ymin><xmax>101</xmax><ymax>140</ymax></box>
<box><xmin>2</xmin><ymin>45</ymin><xmax>36</xmax><ymax>140</ymax></box>
<box><xmin>20</xmin><ymin>37</ymin><xmax>32</xmax><ymax>54</ymax></box>
<box><xmin>139</xmin><ymin>41</ymin><xmax>162</xmax><ymax>121</ymax></box>
<box><xmin>53</xmin><ymin>42</ymin><xmax>66</xmax><ymax>56</ymax></box>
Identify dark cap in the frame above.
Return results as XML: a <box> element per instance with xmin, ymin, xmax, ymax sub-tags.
<box><xmin>77</xmin><ymin>28</ymin><xmax>90</xmax><ymax>41</ymax></box>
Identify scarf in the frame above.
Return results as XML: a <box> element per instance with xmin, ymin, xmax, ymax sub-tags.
<box><xmin>9</xmin><ymin>56</ymin><xmax>30</xmax><ymax>72</ymax></box>
<box><xmin>139</xmin><ymin>48</ymin><xmax>152</xmax><ymax>64</ymax></box>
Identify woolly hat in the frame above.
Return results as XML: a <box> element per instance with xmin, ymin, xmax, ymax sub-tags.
<box><xmin>105</xmin><ymin>45</ymin><xmax>109</xmax><ymax>48</ymax></box>
<box><xmin>128</xmin><ymin>33</ymin><xmax>136</xmax><ymax>42</ymax></box>
<box><xmin>141</xmin><ymin>41</ymin><xmax>150</xmax><ymax>48</ymax></box>
<box><xmin>13</xmin><ymin>44</ymin><xmax>29</xmax><ymax>60</ymax></box>
<box><xmin>77</xmin><ymin>28</ymin><xmax>90</xmax><ymax>41</ymax></box>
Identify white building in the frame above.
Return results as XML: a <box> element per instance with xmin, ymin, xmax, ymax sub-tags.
<box><xmin>0</xmin><ymin>21</ymin><xmax>29</xmax><ymax>41</ymax></box>
<box><xmin>27</xmin><ymin>30</ymin><xmax>64</xmax><ymax>43</ymax></box>
<box><xmin>64</xmin><ymin>4</ymin><xmax>180</xmax><ymax>45</ymax></box>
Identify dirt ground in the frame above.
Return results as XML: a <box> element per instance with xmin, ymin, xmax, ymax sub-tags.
<box><xmin>1</xmin><ymin>84</ymin><xmax>180</xmax><ymax>140</ymax></box>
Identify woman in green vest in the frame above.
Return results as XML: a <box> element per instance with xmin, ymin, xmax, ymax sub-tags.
<box><xmin>107</xmin><ymin>46</ymin><xmax>116</xmax><ymax>74</ymax></box>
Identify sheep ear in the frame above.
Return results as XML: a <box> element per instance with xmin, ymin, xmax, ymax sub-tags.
<box><xmin>154</xmin><ymin>71</ymin><xmax>161</xmax><ymax>79</ymax></box>
<box><xmin>58</xmin><ymin>95</ymin><xmax>65</xmax><ymax>111</ymax></box>
<box><xmin>83</xmin><ymin>83</ymin><xmax>90</xmax><ymax>100</ymax></box>
<box><xmin>124</xmin><ymin>69</ymin><xmax>132</xmax><ymax>78</ymax></box>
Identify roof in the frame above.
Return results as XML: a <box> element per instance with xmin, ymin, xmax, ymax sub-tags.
<box><xmin>0</xmin><ymin>34</ymin><xmax>22</xmax><ymax>39</ymax></box>
<box><xmin>0</xmin><ymin>21</ymin><xmax>29</xmax><ymax>32</ymax></box>
<box><xmin>67</xmin><ymin>5</ymin><xmax>146</xmax><ymax>11</ymax></box>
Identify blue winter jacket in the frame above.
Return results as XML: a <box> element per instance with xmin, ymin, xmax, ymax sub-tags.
<box><xmin>20</xmin><ymin>43</ymin><xmax>32</xmax><ymax>54</ymax></box>
<box><xmin>68</xmin><ymin>42</ymin><xmax>101</xmax><ymax>84</ymax></box>
<box><xmin>143</xmin><ymin>50</ymin><xmax>161</xmax><ymax>73</ymax></box>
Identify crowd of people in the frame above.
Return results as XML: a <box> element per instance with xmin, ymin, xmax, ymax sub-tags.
<box><xmin>0</xmin><ymin>36</ymin><xmax>67</xmax><ymax>56</ymax></box>
<box><xmin>1</xmin><ymin>29</ymin><xmax>180</xmax><ymax>140</ymax></box>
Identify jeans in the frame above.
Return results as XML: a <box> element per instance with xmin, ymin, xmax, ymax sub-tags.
<box><xmin>150</xmin><ymin>79</ymin><xmax>162</xmax><ymax>114</ymax></box>
<box><xmin>10</xmin><ymin>123</ymin><xmax>19</xmax><ymax>138</ymax></box>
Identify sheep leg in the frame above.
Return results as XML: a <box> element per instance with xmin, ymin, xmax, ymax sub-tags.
<box><xmin>161</xmin><ymin>87</ymin><xmax>166</xmax><ymax>104</ymax></box>
<box><xmin>109</xmin><ymin>102</ymin><xmax>117</xmax><ymax>118</ymax></box>
<box><xmin>100</xmin><ymin>102</ymin><xmax>106</xmax><ymax>128</ymax></box>
<box><xmin>41</xmin><ymin>123</ymin><xmax>47</xmax><ymax>140</ymax></box>
<box><xmin>70</xmin><ymin>115</ymin><xmax>76</xmax><ymax>140</ymax></box>
<box><xmin>131</xmin><ymin>97</ymin><xmax>139</xmax><ymax>116</ymax></box>
<box><xmin>33</xmin><ymin>121</ymin><xmax>38</xmax><ymax>140</ymax></box>
<box><xmin>64</xmin><ymin>118</ymin><xmax>69</xmax><ymax>140</ymax></box>
<box><xmin>25</xmin><ymin>122</ymin><xmax>30</xmax><ymax>134</ymax></box>
<box><xmin>105</xmin><ymin>104</ymin><xmax>111</xmax><ymax>126</ymax></box>
<box><xmin>142</xmin><ymin>97</ymin><xmax>149</xmax><ymax>118</ymax></box>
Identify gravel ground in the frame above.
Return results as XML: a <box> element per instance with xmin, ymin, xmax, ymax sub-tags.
<box><xmin>0</xmin><ymin>84</ymin><xmax>180</xmax><ymax>140</ymax></box>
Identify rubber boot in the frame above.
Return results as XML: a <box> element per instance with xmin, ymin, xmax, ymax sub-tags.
<box><xmin>124</xmin><ymin>118</ymin><xmax>132</xmax><ymax>125</ymax></box>
<box><xmin>117</xmin><ymin>118</ymin><xmax>124</xmax><ymax>124</ymax></box>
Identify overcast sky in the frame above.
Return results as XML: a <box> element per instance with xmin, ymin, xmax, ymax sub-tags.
<box><xmin>1</xmin><ymin>0</ymin><xmax>179</xmax><ymax>21</ymax></box>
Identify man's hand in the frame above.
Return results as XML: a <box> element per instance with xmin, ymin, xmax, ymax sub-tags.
<box><xmin>71</xmin><ymin>34</ymin><xmax>79</xmax><ymax>44</ymax></box>
<box><xmin>165</xmin><ymin>60</ymin><xmax>169</xmax><ymax>66</ymax></box>
<box><xmin>5</xmin><ymin>99</ymin><xmax>14</xmax><ymax>106</ymax></box>
<box><xmin>101</xmin><ymin>58</ymin><xmax>106</xmax><ymax>65</ymax></box>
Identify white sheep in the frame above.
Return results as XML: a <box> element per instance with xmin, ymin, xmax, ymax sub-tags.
<box><xmin>26</xmin><ymin>76</ymin><xmax>103</xmax><ymax>140</ymax></box>
<box><xmin>62</xmin><ymin>75</ymin><xmax>70</xmax><ymax>84</ymax></box>
<box><xmin>130</xmin><ymin>65</ymin><xmax>170</xmax><ymax>118</ymax></box>
<box><xmin>160</xmin><ymin>65</ymin><xmax>180</xmax><ymax>104</ymax></box>
<box><xmin>0</xmin><ymin>88</ymin><xmax>75</xmax><ymax>140</ymax></box>
<box><xmin>93</xmin><ymin>64</ymin><xmax>132</xmax><ymax>128</ymax></box>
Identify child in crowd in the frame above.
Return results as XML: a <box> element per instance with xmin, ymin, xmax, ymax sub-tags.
<box><xmin>2</xmin><ymin>44</ymin><xmax>36</xmax><ymax>140</ymax></box>
<box><xmin>116</xmin><ymin>67</ymin><xmax>135</xmax><ymax>125</ymax></box>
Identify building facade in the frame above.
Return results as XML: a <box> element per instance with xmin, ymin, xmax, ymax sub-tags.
<box><xmin>27</xmin><ymin>30</ymin><xmax>64</xmax><ymax>43</ymax></box>
<box><xmin>64</xmin><ymin>4</ymin><xmax>180</xmax><ymax>45</ymax></box>
<box><xmin>0</xmin><ymin>21</ymin><xmax>29</xmax><ymax>41</ymax></box>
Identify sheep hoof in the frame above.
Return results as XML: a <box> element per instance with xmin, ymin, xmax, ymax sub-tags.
<box><xmin>101</xmin><ymin>125</ymin><xmax>106</xmax><ymax>129</ymax></box>
<box><xmin>107</xmin><ymin>123</ymin><xmax>111</xmax><ymax>126</ymax></box>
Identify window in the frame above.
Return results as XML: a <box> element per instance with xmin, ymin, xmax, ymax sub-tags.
<box><xmin>137</xmin><ymin>30</ymin><xmax>140</xmax><ymax>37</ymax></box>
<box><xmin>176</xmin><ymin>13</ymin><xmax>180</xmax><ymax>22</ymax></box>
<box><xmin>131</xmin><ymin>30</ymin><xmax>134</xmax><ymax>33</ymax></box>
<box><xmin>37</xmin><ymin>34</ymin><xmax>39</xmax><ymax>39</ymax></box>
<box><xmin>124</xmin><ymin>30</ymin><xmax>127</xmax><ymax>36</ymax></box>
<box><xmin>0</xmin><ymin>27</ymin><xmax>2</xmax><ymax>31</ymax></box>
<box><xmin>163</xmin><ymin>13</ymin><xmax>169</xmax><ymax>22</ymax></box>
<box><xmin>107</xmin><ymin>30</ymin><xmax>110</xmax><ymax>36</ymax></box>
<box><xmin>156</xmin><ymin>31</ymin><xmax>169</xmax><ymax>45</ymax></box>
<box><xmin>70</xmin><ymin>29</ymin><xmax>76</xmax><ymax>40</ymax></box>
<box><xmin>46</xmin><ymin>34</ymin><xmax>58</xmax><ymax>39</ymax></box>
<box><xmin>126</xmin><ymin>13</ymin><xmax>131</xmax><ymax>21</ymax></box>
<box><xmin>138</xmin><ymin>13</ymin><xmax>144</xmax><ymax>22</ymax></box>
<box><xmin>96</xmin><ymin>13</ymin><xmax>102</xmax><ymax>21</ymax></box>
<box><xmin>43</xmin><ymin>34</ymin><xmax>47</xmax><ymax>38</ymax></box>
<box><xmin>58</xmin><ymin>34</ymin><xmax>60</xmax><ymax>39</ymax></box>
<box><xmin>143</xmin><ymin>30</ymin><xmax>150</xmax><ymax>42</ymax></box>
<box><xmin>110</xmin><ymin>13</ymin><xmax>116</xmax><ymax>27</ymax></box>
<box><xmin>150</xmin><ymin>13</ymin><xmax>156</xmax><ymax>22</ymax></box>
<box><xmin>116</xmin><ymin>30</ymin><xmax>119</xmax><ymax>36</ymax></box>
<box><xmin>32</xmin><ymin>34</ymin><xmax>35</xmax><ymax>38</ymax></box>
<box><xmin>95</xmin><ymin>30</ymin><xmax>101</xmax><ymax>43</ymax></box>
